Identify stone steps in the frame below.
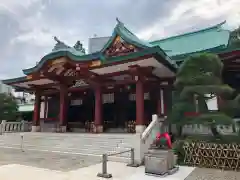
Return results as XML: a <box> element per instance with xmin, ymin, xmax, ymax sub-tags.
<box><xmin>0</xmin><ymin>132</ymin><xmax>138</xmax><ymax>162</ymax></box>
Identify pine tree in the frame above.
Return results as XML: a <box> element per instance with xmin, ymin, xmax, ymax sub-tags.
<box><xmin>168</xmin><ymin>53</ymin><xmax>236</xmax><ymax>138</ymax></box>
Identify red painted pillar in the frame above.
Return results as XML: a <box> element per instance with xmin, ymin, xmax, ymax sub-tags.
<box><xmin>59</xmin><ymin>86</ymin><xmax>67</xmax><ymax>132</ymax></box>
<box><xmin>94</xmin><ymin>86</ymin><xmax>103</xmax><ymax>133</ymax></box>
<box><xmin>136</xmin><ymin>79</ymin><xmax>145</xmax><ymax>133</ymax></box>
<box><xmin>32</xmin><ymin>90</ymin><xmax>41</xmax><ymax>132</ymax></box>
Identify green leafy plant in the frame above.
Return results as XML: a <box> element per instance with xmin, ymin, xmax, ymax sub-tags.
<box><xmin>0</xmin><ymin>93</ymin><xmax>18</xmax><ymax>121</ymax></box>
<box><xmin>167</xmin><ymin>53</ymin><xmax>237</xmax><ymax>138</ymax></box>
<box><xmin>172</xmin><ymin>140</ymin><xmax>185</xmax><ymax>164</ymax></box>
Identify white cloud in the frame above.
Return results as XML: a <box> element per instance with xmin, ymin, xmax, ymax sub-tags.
<box><xmin>10</xmin><ymin>2</ymin><xmax>84</xmax><ymax>49</ymax></box>
<box><xmin>12</xmin><ymin>29</ymin><xmax>54</xmax><ymax>47</ymax></box>
<box><xmin>138</xmin><ymin>0</ymin><xmax>240</xmax><ymax>40</ymax></box>
<box><xmin>0</xmin><ymin>0</ymin><xmax>239</xmax><ymax>79</ymax></box>
<box><xmin>0</xmin><ymin>0</ymin><xmax>40</xmax><ymax>21</ymax></box>
<box><xmin>0</xmin><ymin>0</ymin><xmax>39</xmax><ymax>10</ymax></box>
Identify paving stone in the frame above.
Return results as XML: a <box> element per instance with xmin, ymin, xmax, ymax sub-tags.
<box><xmin>0</xmin><ymin>133</ymin><xmax>239</xmax><ymax>179</ymax></box>
<box><xmin>0</xmin><ymin>132</ymin><xmax>136</xmax><ymax>161</ymax></box>
<box><xmin>0</xmin><ymin>148</ymin><xmax>101</xmax><ymax>171</ymax></box>
<box><xmin>185</xmin><ymin>167</ymin><xmax>240</xmax><ymax>180</ymax></box>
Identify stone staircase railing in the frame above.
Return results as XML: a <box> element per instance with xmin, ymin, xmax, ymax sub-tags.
<box><xmin>1</xmin><ymin>120</ymin><xmax>32</xmax><ymax>133</ymax></box>
<box><xmin>139</xmin><ymin>114</ymin><xmax>163</xmax><ymax>163</ymax></box>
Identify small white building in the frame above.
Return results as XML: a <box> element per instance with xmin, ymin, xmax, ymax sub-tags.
<box><xmin>0</xmin><ymin>81</ymin><xmax>12</xmax><ymax>94</ymax></box>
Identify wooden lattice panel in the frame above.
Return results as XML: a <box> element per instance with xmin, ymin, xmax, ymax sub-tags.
<box><xmin>183</xmin><ymin>142</ymin><xmax>240</xmax><ymax>170</ymax></box>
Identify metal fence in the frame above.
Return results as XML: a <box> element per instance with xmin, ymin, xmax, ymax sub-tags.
<box><xmin>97</xmin><ymin>148</ymin><xmax>139</xmax><ymax>178</ymax></box>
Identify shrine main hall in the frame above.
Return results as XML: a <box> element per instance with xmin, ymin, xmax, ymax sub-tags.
<box><xmin>3</xmin><ymin>20</ymin><xmax>240</xmax><ymax>133</ymax></box>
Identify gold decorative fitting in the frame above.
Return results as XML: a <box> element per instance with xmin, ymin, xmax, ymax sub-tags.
<box><xmin>115</xmin><ymin>36</ymin><xmax>121</xmax><ymax>43</ymax></box>
<box><xmin>27</xmin><ymin>75</ymin><xmax>32</xmax><ymax>80</ymax></box>
<box><xmin>90</xmin><ymin>60</ymin><xmax>101</xmax><ymax>67</ymax></box>
<box><xmin>40</xmin><ymin>71</ymin><xmax>44</xmax><ymax>77</ymax></box>
<box><xmin>129</xmin><ymin>44</ymin><xmax>135</xmax><ymax>49</ymax></box>
<box><xmin>51</xmin><ymin>58</ymin><xmax>67</xmax><ymax>65</ymax></box>
<box><xmin>105</xmin><ymin>36</ymin><xmax>137</xmax><ymax>57</ymax></box>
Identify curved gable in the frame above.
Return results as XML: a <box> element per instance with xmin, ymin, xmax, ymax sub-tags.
<box><xmin>100</xmin><ymin>18</ymin><xmax>153</xmax><ymax>54</ymax></box>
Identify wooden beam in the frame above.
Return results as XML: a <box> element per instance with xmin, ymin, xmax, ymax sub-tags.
<box><xmin>225</xmin><ymin>65</ymin><xmax>240</xmax><ymax>68</ymax></box>
<box><xmin>128</xmin><ymin>65</ymin><xmax>161</xmax><ymax>81</ymax></box>
<box><xmin>76</xmin><ymin>67</ymin><xmax>116</xmax><ymax>84</ymax></box>
<box><xmin>43</xmin><ymin>71</ymin><xmax>76</xmax><ymax>87</ymax></box>
<box><xmin>28</xmin><ymin>83</ymin><xmax>60</xmax><ymax>90</ymax></box>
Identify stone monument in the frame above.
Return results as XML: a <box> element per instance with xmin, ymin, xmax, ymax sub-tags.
<box><xmin>144</xmin><ymin>132</ymin><xmax>179</xmax><ymax>177</ymax></box>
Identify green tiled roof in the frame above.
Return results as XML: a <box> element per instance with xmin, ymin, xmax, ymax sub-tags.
<box><xmin>4</xmin><ymin>47</ymin><xmax>177</xmax><ymax>85</ymax></box>
<box><xmin>150</xmin><ymin>21</ymin><xmax>230</xmax><ymax>57</ymax></box>
<box><xmin>2</xmin><ymin>76</ymin><xmax>27</xmax><ymax>84</ymax></box>
<box><xmin>4</xmin><ymin>20</ymin><xmax>238</xmax><ymax>86</ymax></box>
<box><xmin>101</xmin><ymin>18</ymin><xmax>153</xmax><ymax>52</ymax></box>
<box><xmin>22</xmin><ymin>18</ymin><xmax>176</xmax><ymax>75</ymax></box>
<box><xmin>22</xmin><ymin>46</ymin><xmax>176</xmax><ymax>75</ymax></box>
<box><xmin>18</xmin><ymin>104</ymin><xmax>34</xmax><ymax>112</ymax></box>
<box><xmin>171</xmin><ymin>45</ymin><xmax>227</xmax><ymax>61</ymax></box>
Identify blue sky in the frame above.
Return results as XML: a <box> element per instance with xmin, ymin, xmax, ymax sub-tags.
<box><xmin>0</xmin><ymin>0</ymin><xmax>240</xmax><ymax>79</ymax></box>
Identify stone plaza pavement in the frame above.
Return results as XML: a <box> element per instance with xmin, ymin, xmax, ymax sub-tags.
<box><xmin>0</xmin><ymin>147</ymin><xmax>239</xmax><ymax>179</ymax></box>
<box><xmin>0</xmin><ymin>147</ymin><xmax>195</xmax><ymax>180</ymax></box>
<box><xmin>0</xmin><ymin>133</ymin><xmax>239</xmax><ymax>179</ymax></box>
<box><xmin>0</xmin><ymin>161</ymin><xmax>239</xmax><ymax>180</ymax></box>
<box><xmin>0</xmin><ymin>162</ymin><xmax>195</xmax><ymax>180</ymax></box>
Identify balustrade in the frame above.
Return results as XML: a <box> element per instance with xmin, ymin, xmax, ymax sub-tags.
<box><xmin>1</xmin><ymin>120</ymin><xmax>32</xmax><ymax>133</ymax></box>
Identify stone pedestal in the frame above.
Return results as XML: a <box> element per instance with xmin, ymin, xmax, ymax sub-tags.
<box><xmin>135</xmin><ymin>125</ymin><xmax>146</xmax><ymax>133</ymax></box>
<box><xmin>31</xmin><ymin>126</ymin><xmax>41</xmax><ymax>132</ymax></box>
<box><xmin>60</xmin><ymin>126</ymin><xmax>67</xmax><ymax>133</ymax></box>
<box><xmin>55</xmin><ymin>126</ymin><xmax>67</xmax><ymax>133</ymax></box>
<box><xmin>94</xmin><ymin>125</ymin><xmax>103</xmax><ymax>133</ymax></box>
<box><xmin>144</xmin><ymin>149</ymin><xmax>178</xmax><ymax>177</ymax></box>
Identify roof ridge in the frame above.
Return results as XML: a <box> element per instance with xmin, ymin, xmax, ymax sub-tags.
<box><xmin>150</xmin><ymin>21</ymin><xmax>226</xmax><ymax>43</ymax></box>
<box><xmin>115</xmin><ymin>19</ymin><xmax>153</xmax><ymax>48</ymax></box>
<box><xmin>100</xmin><ymin>18</ymin><xmax>151</xmax><ymax>52</ymax></box>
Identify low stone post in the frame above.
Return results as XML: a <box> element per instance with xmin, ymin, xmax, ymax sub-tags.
<box><xmin>127</xmin><ymin>148</ymin><xmax>140</xmax><ymax>167</ymax></box>
<box><xmin>0</xmin><ymin>121</ymin><xmax>2</xmax><ymax>135</ymax></box>
<box><xmin>1</xmin><ymin>120</ymin><xmax>6</xmax><ymax>134</ymax></box>
<box><xmin>97</xmin><ymin>154</ymin><xmax>112</xmax><ymax>178</ymax></box>
<box><xmin>21</xmin><ymin>120</ymin><xmax>26</xmax><ymax>132</ymax></box>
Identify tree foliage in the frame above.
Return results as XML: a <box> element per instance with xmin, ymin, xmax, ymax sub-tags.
<box><xmin>0</xmin><ymin>93</ymin><xmax>18</xmax><ymax>121</ymax></box>
<box><xmin>168</xmin><ymin>53</ymin><xmax>237</xmax><ymax>137</ymax></box>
